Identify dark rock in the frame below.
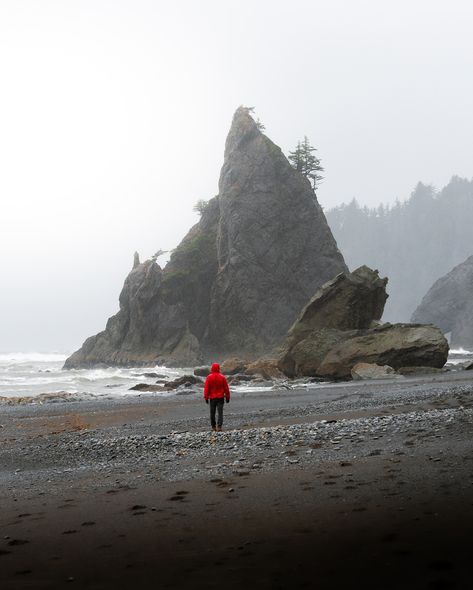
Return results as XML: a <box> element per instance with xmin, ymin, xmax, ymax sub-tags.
<box><xmin>129</xmin><ymin>383</ymin><xmax>165</xmax><ymax>392</ymax></box>
<box><xmin>397</xmin><ymin>366</ymin><xmax>447</xmax><ymax>376</ymax></box>
<box><xmin>64</xmin><ymin>107</ymin><xmax>346</xmax><ymax>369</ymax></box>
<box><xmin>194</xmin><ymin>366</ymin><xmax>211</xmax><ymax>377</ymax></box>
<box><xmin>227</xmin><ymin>374</ymin><xmax>258</xmax><ymax>385</ymax></box>
<box><xmin>412</xmin><ymin>254</ymin><xmax>473</xmax><ymax>349</ymax></box>
<box><xmin>165</xmin><ymin>375</ymin><xmax>204</xmax><ymax>390</ymax></box>
<box><xmin>135</xmin><ymin>372</ymin><xmax>165</xmax><ymax>379</ymax></box>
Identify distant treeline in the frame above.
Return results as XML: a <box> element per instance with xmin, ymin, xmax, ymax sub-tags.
<box><xmin>326</xmin><ymin>176</ymin><xmax>473</xmax><ymax>322</ymax></box>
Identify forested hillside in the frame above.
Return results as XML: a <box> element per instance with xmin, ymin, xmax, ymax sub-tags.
<box><xmin>326</xmin><ymin>176</ymin><xmax>473</xmax><ymax>323</ymax></box>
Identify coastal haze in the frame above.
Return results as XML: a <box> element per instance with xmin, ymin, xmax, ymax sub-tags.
<box><xmin>1</xmin><ymin>3</ymin><xmax>473</xmax><ymax>590</ymax></box>
<box><xmin>2</xmin><ymin>0</ymin><xmax>473</xmax><ymax>352</ymax></box>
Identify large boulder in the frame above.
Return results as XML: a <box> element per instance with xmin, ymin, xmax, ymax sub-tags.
<box><xmin>278</xmin><ymin>266</ymin><xmax>449</xmax><ymax>379</ymax></box>
<box><xmin>278</xmin><ymin>266</ymin><xmax>387</xmax><ymax>377</ymax></box>
<box><xmin>412</xmin><ymin>254</ymin><xmax>473</xmax><ymax>349</ymax></box>
<box><xmin>317</xmin><ymin>324</ymin><xmax>449</xmax><ymax>379</ymax></box>
<box><xmin>65</xmin><ymin>107</ymin><xmax>346</xmax><ymax>368</ymax></box>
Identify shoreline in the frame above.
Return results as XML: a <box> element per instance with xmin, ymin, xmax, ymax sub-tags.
<box><xmin>1</xmin><ymin>373</ymin><xmax>473</xmax><ymax>588</ymax></box>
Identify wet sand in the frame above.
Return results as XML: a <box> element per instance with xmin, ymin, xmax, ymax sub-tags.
<box><xmin>1</xmin><ymin>372</ymin><xmax>473</xmax><ymax>589</ymax></box>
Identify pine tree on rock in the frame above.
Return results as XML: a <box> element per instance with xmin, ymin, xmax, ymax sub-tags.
<box><xmin>288</xmin><ymin>136</ymin><xmax>324</xmax><ymax>190</ymax></box>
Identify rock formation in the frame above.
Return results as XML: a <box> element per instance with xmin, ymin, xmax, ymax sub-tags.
<box><xmin>278</xmin><ymin>266</ymin><xmax>449</xmax><ymax>378</ymax></box>
<box><xmin>412</xmin><ymin>254</ymin><xmax>473</xmax><ymax>349</ymax></box>
<box><xmin>64</xmin><ymin>107</ymin><xmax>347</xmax><ymax>368</ymax></box>
<box><xmin>316</xmin><ymin>323</ymin><xmax>448</xmax><ymax>379</ymax></box>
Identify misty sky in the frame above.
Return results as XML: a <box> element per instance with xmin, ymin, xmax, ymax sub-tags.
<box><xmin>2</xmin><ymin>0</ymin><xmax>473</xmax><ymax>352</ymax></box>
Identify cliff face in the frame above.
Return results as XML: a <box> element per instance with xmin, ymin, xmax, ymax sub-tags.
<box><xmin>64</xmin><ymin>107</ymin><xmax>347</xmax><ymax>368</ymax></box>
<box><xmin>412</xmin><ymin>255</ymin><xmax>473</xmax><ymax>349</ymax></box>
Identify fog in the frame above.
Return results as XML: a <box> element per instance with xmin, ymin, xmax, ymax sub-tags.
<box><xmin>1</xmin><ymin>0</ymin><xmax>473</xmax><ymax>352</ymax></box>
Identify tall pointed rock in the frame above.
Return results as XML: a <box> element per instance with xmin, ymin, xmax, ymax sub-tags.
<box><xmin>207</xmin><ymin>107</ymin><xmax>347</xmax><ymax>355</ymax></box>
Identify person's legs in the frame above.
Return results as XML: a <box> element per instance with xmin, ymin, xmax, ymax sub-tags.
<box><xmin>216</xmin><ymin>399</ymin><xmax>224</xmax><ymax>430</ymax></box>
<box><xmin>209</xmin><ymin>399</ymin><xmax>217</xmax><ymax>430</ymax></box>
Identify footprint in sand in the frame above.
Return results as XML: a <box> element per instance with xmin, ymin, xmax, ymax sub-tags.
<box><xmin>8</xmin><ymin>539</ymin><xmax>29</xmax><ymax>546</ymax></box>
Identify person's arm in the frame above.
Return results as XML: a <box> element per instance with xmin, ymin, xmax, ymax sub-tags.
<box><xmin>224</xmin><ymin>376</ymin><xmax>230</xmax><ymax>403</ymax></box>
<box><xmin>204</xmin><ymin>376</ymin><xmax>210</xmax><ymax>402</ymax></box>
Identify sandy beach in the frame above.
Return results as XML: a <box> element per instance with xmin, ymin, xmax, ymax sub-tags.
<box><xmin>1</xmin><ymin>371</ymin><xmax>473</xmax><ymax>589</ymax></box>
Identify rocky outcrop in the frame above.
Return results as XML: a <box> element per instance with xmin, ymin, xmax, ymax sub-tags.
<box><xmin>278</xmin><ymin>266</ymin><xmax>388</xmax><ymax>377</ymax></box>
<box><xmin>317</xmin><ymin>323</ymin><xmax>448</xmax><ymax>379</ymax></box>
<box><xmin>278</xmin><ymin>266</ymin><xmax>449</xmax><ymax>379</ymax></box>
<box><xmin>63</xmin><ymin>258</ymin><xmax>204</xmax><ymax>368</ymax></box>
<box><xmin>412</xmin><ymin>255</ymin><xmax>473</xmax><ymax>349</ymax></box>
<box><xmin>65</xmin><ymin>107</ymin><xmax>346</xmax><ymax>368</ymax></box>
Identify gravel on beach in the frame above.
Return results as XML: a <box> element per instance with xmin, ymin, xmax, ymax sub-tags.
<box><xmin>1</xmin><ymin>373</ymin><xmax>473</xmax><ymax>590</ymax></box>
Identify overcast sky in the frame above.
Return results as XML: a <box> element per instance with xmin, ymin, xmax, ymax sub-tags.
<box><xmin>1</xmin><ymin>0</ymin><xmax>473</xmax><ymax>352</ymax></box>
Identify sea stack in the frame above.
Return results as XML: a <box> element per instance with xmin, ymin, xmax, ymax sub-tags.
<box><xmin>64</xmin><ymin>107</ymin><xmax>347</xmax><ymax>368</ymax></box>
<box><xmin>412</xmin><ymin>254</ymin><xmax>473</xmax><ymax>349</ymax></box>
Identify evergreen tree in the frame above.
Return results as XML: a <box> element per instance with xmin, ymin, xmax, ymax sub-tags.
<box><xmin>193</xmin><ymin>199</ymin><xmax>209</xmax><ymax>216</ymax></box>
<box><xmin>288</xmin><ymin>136</ymin><xmax>324</xmax><ymax>190</ymax></box>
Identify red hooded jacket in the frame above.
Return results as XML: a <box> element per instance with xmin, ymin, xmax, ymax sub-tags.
<box><xmin>204</xmin><ymin>363</ymin><xmax>230</xmax><ymax>401</ymax></box>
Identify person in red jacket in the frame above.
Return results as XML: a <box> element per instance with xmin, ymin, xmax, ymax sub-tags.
<box><xmin>204</xmin><ymin>363</ymin><xmax>230</xmax><ymax>432</ymax></box>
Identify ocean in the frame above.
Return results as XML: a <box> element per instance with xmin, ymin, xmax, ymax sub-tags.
<box><xmin>0</xmin><ymin>349</ymin><xmax>471</xmax><ymax>402</ymax></box>
<box><xmin>0</xmin><ymin>352</ymin><xmax>276</xmax><ymax>401</ymax></box>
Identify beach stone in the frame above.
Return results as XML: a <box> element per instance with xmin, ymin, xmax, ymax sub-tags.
<box><xmin>245</xmin><ymin>358</ymin><xmax>284</xmax><ymax>380</ymax></box>
<box><xmin>221</xmin><ymin>358</ymin><xmax>248</xmax><ymax>375</ymax></box>
<box><xmin>351</xmin><ymin>363</ymin><xmax>396</xmax><ymax>380</ymax></box>
<box><xmin>164</xmin><ymin>375</ymin><xmax>203</xmax><ymax>389</ymax></box>
<box><xmin>194</xmin><ymin>366</ymin><xmax>210</xmax><ymax>377</ymax></box>
<box><xmin>397</xmin><ymin>366</ymin><xmax>447</xmax><ymax>376</ymax></box>
<box><xmin>129</xmin><ymin>383</ymin><xmax>165</xmax><ymax>392</ymax></box>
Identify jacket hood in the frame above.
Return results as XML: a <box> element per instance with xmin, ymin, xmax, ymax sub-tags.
<box><xmin>211</xmin><ymin>363</ymin><xmax>220</xmax><ymax>373</ymax></box>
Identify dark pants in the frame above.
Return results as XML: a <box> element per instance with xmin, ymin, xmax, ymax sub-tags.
<box><xmin>209</xmin><ymin>398</ymin><xmax>224</xmax><ymax>428</ymax></box>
